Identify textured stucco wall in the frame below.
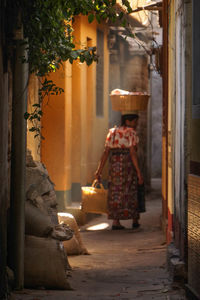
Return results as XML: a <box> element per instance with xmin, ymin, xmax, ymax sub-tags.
<box><xmin>151</xmin><ymin>70</ymin><xmax>162</xmax><ymax>178</ymax></box>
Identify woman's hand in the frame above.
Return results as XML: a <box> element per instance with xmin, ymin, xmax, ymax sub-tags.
<box><xmin>94</xmin><ymin>170</ymin><xmax>101</xmax><ymax>181</ymax></box>
<box><xmin>94</xmin><ymin>147</ymin><xmax>110</xmax><ymax>182</ymax></box>
<box><xmin>129</xmin><ymin>146</ymin><xmax>143</xmax><ymax>185</ymax></box>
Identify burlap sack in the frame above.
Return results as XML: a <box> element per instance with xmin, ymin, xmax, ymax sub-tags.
<box><xmin>58</xmin><ymin>213</ymin><xmax>89</xmax><ymax>255</ymax></box>
<box><xmin>51</xmin><ymin>223</ymin><xmax>73</xmax><ymax>241</ymax></box>
<box><xmin>62</xmin><ymin>235</ymin><xmax>82</xmax><ymax>255</ymax></box>
<box><xmin>25</xmin><ymin>201</ymin><xmax>53</xmax><ymax>237</ymax></box>
<box><xmin>24</xmin><ymin>235</ymin><xmax>72</xmax><ymax>290</ymax></box>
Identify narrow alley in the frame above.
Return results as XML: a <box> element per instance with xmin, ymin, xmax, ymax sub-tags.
<box><xmin>2</xmin><ymin>1</ymin><xmax>200</xmax><ymax>299</ymax></box>
<box><xmin>12</xmin><ymin>180</ymin><xmax>186</xmax><ymax>300</ymax></box>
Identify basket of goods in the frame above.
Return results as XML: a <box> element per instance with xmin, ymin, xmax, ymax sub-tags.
<box><xmin>110</xmin><ymin>89</ymin><xmax>150</xmax><ymax>111</ymax></box>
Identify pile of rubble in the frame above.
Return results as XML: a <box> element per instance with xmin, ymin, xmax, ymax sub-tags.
<box><xmin>24</xmin><ymin>150</ymin><xmax>88</xmax><ymax>290</ymax></box>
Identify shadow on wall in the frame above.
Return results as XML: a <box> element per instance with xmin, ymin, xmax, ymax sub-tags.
<box><xmin>151</xmin><ymin>70</ymin><xmax>162</xmax><ymax>178</ymax></box>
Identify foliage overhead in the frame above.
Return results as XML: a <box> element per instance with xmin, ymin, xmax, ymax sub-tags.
<box><xmin>6</xmin><ymin>0</ymin><xmax>133</xmax><ymax>137</ymax></box>
<box><xmin>19</xmin><ymin>0</ymin><xmax>132</xmax><ymax>76</ymax></box>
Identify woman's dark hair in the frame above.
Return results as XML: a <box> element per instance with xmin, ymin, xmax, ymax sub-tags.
<box><xmin>121</xmin><ymin>114</ymin><xmax>139</xmax><ymax>126</ymax></box>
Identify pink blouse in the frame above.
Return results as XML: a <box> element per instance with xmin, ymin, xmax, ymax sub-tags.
<box><xmin>105</xmin><ymin>126</ymin><xmax>139</xmax><ymax>149</ymax></box>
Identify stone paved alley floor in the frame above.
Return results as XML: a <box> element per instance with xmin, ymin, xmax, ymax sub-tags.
<box><xmin>12</xmin><ymin>179</ymin><xmax>186</xmax><ymax>300</ymax></box>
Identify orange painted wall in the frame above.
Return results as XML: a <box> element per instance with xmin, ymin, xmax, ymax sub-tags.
<box><xmin>41</xmin><ymin>63</ymin><xmax>72</xmax><ymax>193</ymax></box>
<box><xmin>41</xmin><ymin>15</ymin><xmax>110</xmax><ymax>209</ymax></box>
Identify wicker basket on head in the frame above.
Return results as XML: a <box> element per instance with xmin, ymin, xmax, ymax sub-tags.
<box><xmin>110</xmin><ymin>94</ymin><xmax>150</xmax><ymax>111</ymax></box>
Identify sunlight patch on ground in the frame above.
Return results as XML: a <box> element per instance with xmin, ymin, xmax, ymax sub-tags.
<box><xmin>58</xmin><ymin>212</ymin><xmax>74</xmax><ymax>218</ymax></box>
<box><xmin>86</xmin><ymin>222</ymin><xmax>109</xmax><ymax>231</ymax></box>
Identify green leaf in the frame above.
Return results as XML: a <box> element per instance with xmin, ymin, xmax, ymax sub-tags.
<box><xmin>119</xmin><ymin>12</ymin><xmax>124</xmax><ymax>20</ymax></box>
<box><xmin>96</xmin><ymin>14</ymin><xmax>101</xmax><ymax>24</ymax></box>
<box><xmin>24</xmin><ymin>112</ymin><xmax>30</xmax><ymax>120</ymax></box>
<box><xmin>70</xmin><ymin>51</ymin><xmax>79</xmax><ymax>59</ymax></box>
<box><xmin>29</xmin><ymin>127</ymin><xmax>36</xmax><ymax>132</ymax></box>
<box><xmin>88</xmin><ymin>14</ymin><xmax>95</xmax><ymax>23</ymax></box>
<box><xmin>80</xmin><ymin>55</ymin><xmax>85</xmax><ymax>63</ymax></box>
<box><xmin>122</xmin><ymin>19</ymin><xmax>127</xmax><ymax>27</ymax></box>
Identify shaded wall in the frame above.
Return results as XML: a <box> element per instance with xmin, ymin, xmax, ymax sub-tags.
<box><xmin>151</xmin><ymin>70</ymin><xmax>162</xmax><ymax>178</ymax></box>
<box><xmin>186</xmin><ymin>0</ymin><xmax>200</xmax><ymax>297</ymax></box>
<box><xmin>0</xmin><ymin>42</ymin><xmax>9</xmax><ymax>299</ymax></box>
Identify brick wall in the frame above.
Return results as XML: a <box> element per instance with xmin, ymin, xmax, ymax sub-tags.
<box><xmin>188</xmin><ymin>174</ymin><xmax>200</xmax><ymax>298</ymax></box>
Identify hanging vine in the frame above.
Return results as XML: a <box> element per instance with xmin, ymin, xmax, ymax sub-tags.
<box><xmin>6</xmin><ymin>0</ymin><xmax>133</xmax><ymax>137</ymax></box>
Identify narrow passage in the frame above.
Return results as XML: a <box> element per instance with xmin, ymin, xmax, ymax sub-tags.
<box><xmin>13</xmin><ymin>179</ymin><xmax>186</xmax><ymax>300</ymax></box>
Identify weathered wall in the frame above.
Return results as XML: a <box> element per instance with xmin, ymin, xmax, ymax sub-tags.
<box><xmin>190</xmin><ymin>0</ymin><xmax>200</xmax><ymax>164</ymax></box>
<box><xmin>151</xmin><ymin>70</ymin><xmax>162</xmax><ymax>178</ymax></box>
<box><xmin>150</xmin><ymin>18</ymin><xmax>163</xmax><ymax>179</ymax></box>
<box><xmin>186</xmin><ymin>1</ymin><xmax>200</xmax><ymax>298</ymax></box>
<box><xmin>167</xmin><ymin>0</ymin><xmax>175</xmax><ymax>221</ymax></box>
<box><xmin>167</xmin><ymin>0</ymin><xmax>187</xmax><ymax>253</ymax></box>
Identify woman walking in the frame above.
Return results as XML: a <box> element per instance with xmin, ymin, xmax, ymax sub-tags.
<box><xmin>95</xmin><ymin>113</ymin><xmax>143</xmax><ymax>230</ymax></box>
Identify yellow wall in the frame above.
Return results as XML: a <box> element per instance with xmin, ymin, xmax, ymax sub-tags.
<box><xmin>41</xmin><ymin>62</ymin><xmax>72</xmax><ymax>208</ymax></box>
<box><xmin>41</xmin><ymin>15</ymin><xmax>110</xmax><ymax>209</ymax></box>
<box><xmin>162</xmin><ymin>136</ymin><xmax>167</xmax><ymax>205</ymax></box>
<box><xmin>71</xmin><ymin>16</ymin><xmax>109</xmax><ymax>200</ymax></box>
<box><xmin>27</xmin><ymin>74</ymin><xmax>41</xmax><ymax>161</ymax></box>
<box><xmin>167</xmin><ymin>0</ymin><xmax>175</xmax><ymax>214</ymax></box>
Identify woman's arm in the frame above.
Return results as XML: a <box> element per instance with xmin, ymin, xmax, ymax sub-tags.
<box><xmin>129</xmin><ymin>146</ymin><xmax>144</xmax><ymax>185</ymax></box>
<box><xmin>95</xmin><ymin>146</ymin><xmax>110</xmax><ymax>180</ymax></box>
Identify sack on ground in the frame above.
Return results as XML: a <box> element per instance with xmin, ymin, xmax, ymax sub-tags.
<box><xmin>62</xmin><ymin>235</ymin><xmax>82</xmax><ymax>255</ymax></box>
<box><xmin>25</xmin><ymin>201</ymin><xmax>53</xmax><ymax>237</ymax></box>
<box><xmin>58</xmin><ymin>213</ymin><xmax>89</xmax><ymax>255</ymax></box>
<box><xmin>81</xmin><ymin>180</ymin><xmax>108</xmax><ymax>214</ymax></box>
<box><xmin>51</xmin><ymin>223</ymin><xmax>73</xmax><ymax>241</ymax></box>
<box><xmin>24</xmin><ymin>235</ymin><xmax>72</xmax><ymax>290</ymax></box>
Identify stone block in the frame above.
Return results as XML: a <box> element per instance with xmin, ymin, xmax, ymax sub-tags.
<box><xmin>167</xmin><ymin>243</ymin><xmax>187</xmax><ymax>283</ymax></box>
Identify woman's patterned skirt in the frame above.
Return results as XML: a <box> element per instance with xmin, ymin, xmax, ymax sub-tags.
<box><xmin>107</xmin><ymin>148</ymin><xmax>139</xmax><ymax>220</ymax></box>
